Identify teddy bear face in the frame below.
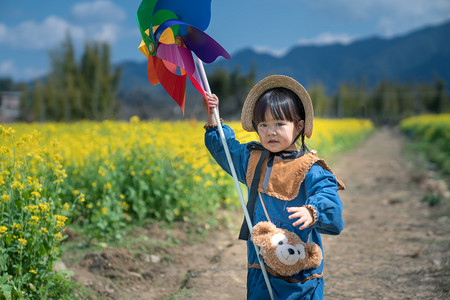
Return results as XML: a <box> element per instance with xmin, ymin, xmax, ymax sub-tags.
<box><xmin>271</xmin><ymin>232</ymin><xmax>306</xmax><ymax>265</ymax></box>
<box><xmin>251</xmin><ymin>221</ymin><xmax>323</xmax><ymax>276</ymax></box>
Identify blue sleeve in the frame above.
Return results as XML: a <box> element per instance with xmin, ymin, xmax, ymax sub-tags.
<box><xmin>304</xmin><ymin>164</ymin><xmax>344</xmax><ymax>235</ymax></box>
<box><xmin>204</xmin><ymin>124</ymin><xmax>249</xmax><ymax>184</ymax></box>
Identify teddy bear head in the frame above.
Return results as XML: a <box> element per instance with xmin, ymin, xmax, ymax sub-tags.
<box><xmin>251</xmin><ymin>221</ymin><xmax>323</xmax><ymax>276</ymax></box>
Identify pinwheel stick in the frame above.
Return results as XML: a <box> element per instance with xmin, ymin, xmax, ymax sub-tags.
<box><xmin>196</xmin><ymin>58</ymin><xmax>274</xmax><ymax>300</ymax></box>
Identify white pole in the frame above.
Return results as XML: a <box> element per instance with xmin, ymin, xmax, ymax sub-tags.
<box><xmin>196</xmin><ymin>57</ymin><xmax>274</xmax><ymax>300</ymax></box>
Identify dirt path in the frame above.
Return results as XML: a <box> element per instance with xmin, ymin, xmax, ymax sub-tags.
<box><xmin>64</xmin><ymin>129</ymin><xmax>450</xmax><ymax>299</ymax></box>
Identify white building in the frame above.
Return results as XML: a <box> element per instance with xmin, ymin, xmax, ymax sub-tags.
<box><xmin>0</xmin><ymin>91</ymin><xmax>21</xmax><ymax>122</ymax></box>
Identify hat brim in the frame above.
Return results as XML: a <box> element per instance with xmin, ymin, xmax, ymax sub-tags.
<box><xmin>241</xmin><ymin>75</ymin><xmax>314</xmax><ymax>138</ymax></box>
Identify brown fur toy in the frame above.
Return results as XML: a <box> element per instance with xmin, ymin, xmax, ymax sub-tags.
<box><xmin>251</xmin><ymin>221</ymin><xmax>323</xmax><ymax>276</ymax></box>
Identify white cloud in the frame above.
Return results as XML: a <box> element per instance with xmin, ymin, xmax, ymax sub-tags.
<box><xmin>70</xmin><ymin>1</ymin><xmax>129</xmax><ymax>46</ymax></box>
<box><xmin>309</xmin><ymin>0</ymin><xmax>450</xmax><ymax>36</ymax></box>
<box><xmin>252</xmin><ymin>32</ymin><xmax>356</xmax><ymax>57</ymax></box>
<box><xmin>72</xmin><ymin>0</ymin><xmax>126</xmax><ymax>22</ymax></box>
<box><xmin>90</xmin><ymin>23</ymin><xmax>120</xmax><ymax>44</ymax></box>
<box><xmin>0</xmin><ymin>60</ymin><xmax>15</xmax><ymax>74</ymax></box>
<box><xmin>0</xmin><ymin>16</ymin><xmax>84</xmax><ymax>50</ymax></box>
<box><xmin>0</xmin><ymin>59</ymin><xmax>46</xmax><ymax>81</ymax></box>
<box><xmin>297</xmin><ymin>33</ymin><xmax>355</xmax><ymax>46</ymax></box>
<box><xmin>252</xmin><ymin>46</ymin><xmax>288</xmax><ymax>58</ymax></box>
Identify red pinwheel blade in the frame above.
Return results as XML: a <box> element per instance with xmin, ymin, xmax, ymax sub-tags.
<box><xmin>152</xmin><ymin>55</ymin><xmax>187</xmax><ymax>112</ymax></box>
<box><xmin>188</xmin><ymin>66</ymin><xmax>206</xmax><ymax>98</ymax></box>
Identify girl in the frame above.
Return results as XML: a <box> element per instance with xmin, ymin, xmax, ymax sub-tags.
<box><xmin>204</xmin><ymin>75</ymin><xmax>344</xmax><ymax>299</ymax></box>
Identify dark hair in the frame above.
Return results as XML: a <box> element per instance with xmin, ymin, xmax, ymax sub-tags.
<box><xmin>252</xmin><ymin>87</ymin><xmax>309</xmax><ymax>154</ymax></box>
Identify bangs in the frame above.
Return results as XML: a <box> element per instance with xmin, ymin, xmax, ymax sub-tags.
<box><xmin>253</xmin><ymin>88</ymin><xmax>304</xmax><ymax>125</ymax></box>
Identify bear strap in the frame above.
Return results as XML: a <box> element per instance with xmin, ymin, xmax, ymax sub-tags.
<box><xmin>246</xmin><ymin>150</ymin><xmax>345</xmax><ymax>201</ymax></box>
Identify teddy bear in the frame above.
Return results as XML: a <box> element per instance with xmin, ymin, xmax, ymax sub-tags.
<box><xmin>251</xmin><ymin>221</ymin><xmax>323</xmax><ymax>276</ymax></box>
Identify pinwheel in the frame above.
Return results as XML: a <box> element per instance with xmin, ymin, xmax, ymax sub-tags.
<box><xmin>136</xmin><ymin>0</ymin><xmax>230</xmax><ymax>112</ymax></box>
<box><xmin>136</xmin><ymin>1</ymin><xmax>273</xmax><ymax>298</ymax></box>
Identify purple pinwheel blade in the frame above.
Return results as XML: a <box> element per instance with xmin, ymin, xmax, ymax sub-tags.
<box><xmin>156</xmin><ymin>43</ymin><xmax>196</xmax><ymax>75</ymax></box>
<box><xmin>182</xmin><ymin>25</ymin><xmax>231</xmax><ymax>64</ymax></box>
<box><xmin>155</xmin><ymin>19</ymin><xmax>230</xmax><ymax>64</ymax></box>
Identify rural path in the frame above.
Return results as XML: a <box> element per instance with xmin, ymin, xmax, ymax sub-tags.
<box><xmin>66</xmin><ymin>129</ymin><xmax>450</xmax><ymax>299</ymax></box>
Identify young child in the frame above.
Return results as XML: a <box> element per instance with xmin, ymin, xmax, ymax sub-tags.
<box><xmin>203</xmin><ymin>75</ymin><xmax>344</xmax><ymax>299</ymax></box>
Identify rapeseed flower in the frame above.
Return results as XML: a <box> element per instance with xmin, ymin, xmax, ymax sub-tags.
<box><xmin>0</xmin><ymin>226</ymin><xmax>7</xmax><ymax>234</ymax></box>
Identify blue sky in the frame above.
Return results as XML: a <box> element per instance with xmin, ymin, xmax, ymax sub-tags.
<box><xmin>1</xmin><ymin>0</ymin><xmax>449</xmax><ymax>81</ymax></box>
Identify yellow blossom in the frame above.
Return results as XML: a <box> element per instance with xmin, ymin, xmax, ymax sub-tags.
<box><xmin>203</xmin><ymin>180</ymin><xmax>213</xmax><ymax>188</ymax></box>
<box><xmin>31</xmin><ymin>191</ymin><xmax>41</xmax><ymax>198</ymax></box>
<box><xmin>0</xmin><ymin>226</ymin><xmax>7</xmax><ymax>234</ymax></box>
<box><xmin>39</xmin><ymin>202</ymin><xmax>49</xmax><ymax>212</ymax></box>
<box><xmin>29</xmin><ymin>269</ymin><xmax>37</xmax><ymax>274</ymax></box>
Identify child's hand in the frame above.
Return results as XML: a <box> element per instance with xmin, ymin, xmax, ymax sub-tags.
<box><xmin>203</xmin><ymin>93</ymin><xmax>219</xmax><ymax>111</ymax></box>
<box><xmin>287</xmin><ymin>206</ymin><xmax>313</xmax><ymax>230</ymax></box>
<box><xmin>203</xmin><ymin>93</ymin><xmax>219</xmax><ymax>125</ymax></box>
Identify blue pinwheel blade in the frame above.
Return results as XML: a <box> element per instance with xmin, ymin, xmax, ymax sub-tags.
<box><xmin>154</xmin><ymin>0</ymin><xmax>212</xmax><ymax>31</ymax></box>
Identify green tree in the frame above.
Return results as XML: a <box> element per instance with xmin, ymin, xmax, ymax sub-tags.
<box><xmin>209</xmin><ymin>66</ymin><xmax>256</xmax><ymax>119</ymax></box>
<box><xmin>27</xmin><ymin>33</ymin><xmax>120</xmax><ymax>121</ymax></box>
<box><xmin>309</xmin><ymin>83</ymin><xmax>329</xmax><ymax>117</ymax></box>
<box><xmin>79</xmin><ymin>42</ymin><xmax>120</xmax><ymax>120</ymax></box>
<box><xmin>32</xmin><ymin>81</ymin><xmax>46</xmax><ymax>122</ymax></box>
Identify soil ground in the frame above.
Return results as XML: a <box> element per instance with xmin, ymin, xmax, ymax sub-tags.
<box><xmin>61</xmin><ymin>129</ymin><xmax>450</xmax><ymax>299</ymax></box>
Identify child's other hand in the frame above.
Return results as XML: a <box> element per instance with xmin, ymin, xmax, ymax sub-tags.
<box><xmin>202</xmin><ymin>93</ymin><xmax>219</xmax><ymax>111</ymax></box>
<box><xmin>287</xmin><ymin>206</ymin><xmax>313</xmax><ymax>230</ymax></box>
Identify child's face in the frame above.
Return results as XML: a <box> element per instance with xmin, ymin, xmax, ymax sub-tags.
<box><xmin>256</xmin><ymin>109</ymin><xmax>304</xmax><ymax>153</ymax></box>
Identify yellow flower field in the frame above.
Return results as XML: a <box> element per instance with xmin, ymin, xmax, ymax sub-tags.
<box><xmin>2</xmin><ymin>118</ymin><xmax>373</xmax><ymax>239</ymax></box>
<box><xmin>0</xmin><ymin>117</ymin><xmax>373</xmax><ymax>297</ymax></box>
<box><xmin>400</xmin><ymin>114</ymin><xmax>450</xmax><ymax>174</ymax></box>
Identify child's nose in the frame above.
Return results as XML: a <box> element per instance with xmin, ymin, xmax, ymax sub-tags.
<box><xmin>268</xmin><ymin>128</ymin><xmax>276</xmax><ymax>135</ymax></box>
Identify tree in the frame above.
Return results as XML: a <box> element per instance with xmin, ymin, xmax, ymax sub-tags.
<box><xmin>308</xmin><ymin>83</ymin><xmax>329</xmax><ymax>117</ymax></box>
<box><xmin>79</xmin><ymin>41</ymin><xmax>120</xmax><ymax>120</ymax></box>
<box><xmin>209</xmin><ymin>66</ymin><xmax>256</xmax><ymax>119</ymax></box>
<box><xmin>27</xmin><ymin>33</ymin><xmax>120</xmax><ymax>122</ymax></box>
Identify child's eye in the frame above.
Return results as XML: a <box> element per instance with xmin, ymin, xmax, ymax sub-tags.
<box><xmin>276</xmin><ymin>123</ymin><xmax>285</xmax><ymax>126</ymax></box>
<box><xmin>259</xmin><ymin>124</ymin><xmax>267</xmax><ymax>128</ymax></box>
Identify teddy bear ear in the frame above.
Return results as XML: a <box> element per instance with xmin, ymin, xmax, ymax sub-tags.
<box><xmin>251</xmin><ymin>222</ymin><xmax>276</xmax><ymax>246</ymax></box>
<box><xmin>304</xmin><ymin>242</ymin><xmax>323</xmax><ymax>269</ymax></box>
<box><xmin>252</xmin><ymin>221</ymin><xmax>276</xmax><ymax>237</ymax></box>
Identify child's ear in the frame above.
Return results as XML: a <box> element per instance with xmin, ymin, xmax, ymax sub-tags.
<box><xmin>297</xmin><ymin>120</ymin><xmax>305</xmax><ymax>133</ymax></box>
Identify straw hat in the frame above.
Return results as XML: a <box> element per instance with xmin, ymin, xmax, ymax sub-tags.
<box><xmin>241</xmin><ymin>75</ymin><xmax>314</xmax><ymax>138</ymax></box>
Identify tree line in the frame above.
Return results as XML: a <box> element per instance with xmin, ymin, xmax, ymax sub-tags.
<box><xmin>2</xmin><ymin>35</ymin><xmax>448</xmax><ymax>125</ymax></box>
<box><xmin>209</xmin><ymin>67</ymin><xmax>449</xmax><ymax>125</ymax></box>
<box><xmin>19</xmin><ymin>34</ymin><xmax>121</xmax><ymax>122</ymax></box>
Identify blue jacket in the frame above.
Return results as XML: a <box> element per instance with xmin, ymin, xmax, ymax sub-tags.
<box><xmin>205</xmin><ymin>125</ymin><xmax>344</xmax><ymax>300</ymax></box>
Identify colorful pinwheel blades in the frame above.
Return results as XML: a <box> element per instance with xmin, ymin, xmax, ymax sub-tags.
<box><xmin>137</xmin><ymin>0</ymin><xmax>230</xmax><ymax>112</ymax></box>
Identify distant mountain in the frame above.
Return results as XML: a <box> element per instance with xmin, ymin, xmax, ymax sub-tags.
<box><xmin>119</xmin><ymin>20</ymin><xmax>450</xmax><ymax>97</ymax></box>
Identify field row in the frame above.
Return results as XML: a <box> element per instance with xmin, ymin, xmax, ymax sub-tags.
<box><xmin>400</xmin><ymin>114</ymin><xmax>450</xmax><ymax>174</ymax></box>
